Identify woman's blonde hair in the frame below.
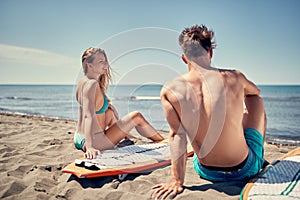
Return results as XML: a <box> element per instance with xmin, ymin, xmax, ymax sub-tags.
<box><xmin>81</xmin><ymin>47</ymin><xmax>112</xmax><ymax>93</ymax></box>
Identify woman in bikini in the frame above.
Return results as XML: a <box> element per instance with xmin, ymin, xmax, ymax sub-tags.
<box><xmin>74</xmin><ymin>47</ymin><xmax>164</xmax><ymax>159</ymax></box>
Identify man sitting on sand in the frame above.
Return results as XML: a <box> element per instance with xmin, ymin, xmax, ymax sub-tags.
<box><xmin>152</xmin><ymin>24</ymin><xmax>266</xmax><ymax>199</ymax></box>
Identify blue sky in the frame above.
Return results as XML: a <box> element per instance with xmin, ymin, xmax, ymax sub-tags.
<box><xmin>0</xmin><ymin>0</ymin><xmax>299</xmax><ymax>85</ymax></box>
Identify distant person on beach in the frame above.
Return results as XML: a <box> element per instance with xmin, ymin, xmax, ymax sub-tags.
<box><xmin>152</xmin><ymin>25</ymin><xmax>266</xmax><ymax>199</ymax></box>
<box><xmin>74</xmin><ymin>47</ymin><xmax>164</xmax><ymax>159</ymax></box>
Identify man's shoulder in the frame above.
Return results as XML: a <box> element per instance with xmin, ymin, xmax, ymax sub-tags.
<box><xmin>219</xmin><ymin>68</ymin><xmax>243</xmax><ymax>75</ymax></box>
<box><xmin>160</xmin><ymin>75</ymin><xmax>193</xmax><ymax>102</ymax></box>
<box><xmin>162</xmin><ymin>75</ymin><xmax>187</xmax><ymax>93</ymax></box>
<box><xmin>218</xmin><ymin>68</ymin><xmax>245</xmax><ymax>81</ymax></box>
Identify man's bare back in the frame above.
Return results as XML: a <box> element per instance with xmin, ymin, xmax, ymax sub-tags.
<box><xmin>163</xmin><ymin>66</ymin><xmax>260</xmax><ymax>168</ymax></box>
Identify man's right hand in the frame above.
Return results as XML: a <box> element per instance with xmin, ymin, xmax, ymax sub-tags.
<box><xmin>151</xmin><ymin>180</ymin><xmax>184</xmax><ymax>200</ymax></box>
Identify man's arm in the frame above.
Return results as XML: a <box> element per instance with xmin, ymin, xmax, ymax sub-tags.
<box><xmin>152</xmin><ymin>87</ymin><xmax>187</xmax><ymax>200</ymax></box>
<box><xmin>236</xmin><ymin>70</ymin><xmax>260</xmax><ymax>96</ymax></box>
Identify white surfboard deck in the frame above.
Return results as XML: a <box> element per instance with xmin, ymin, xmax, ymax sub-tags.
<box><xmin>62</xmin><ymin>142</ymin><xmax>194</xmax><ymax>179</ymax></box>
<box><xmin>241</xmin><ymin>147</ymin><xmax>300</xmax><ymax>200</ymax></box>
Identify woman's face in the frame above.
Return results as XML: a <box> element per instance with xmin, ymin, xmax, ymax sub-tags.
<box><xmin>90</xmin><ymin>52</ymin><xmax>108</xmax><ymax>75</ymax></box>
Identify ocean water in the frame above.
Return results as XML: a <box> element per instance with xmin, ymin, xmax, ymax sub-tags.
<box><xmin>0</xmin><ymin>84</ymin><xmax>299</xmax><ymax>145</ymax></box>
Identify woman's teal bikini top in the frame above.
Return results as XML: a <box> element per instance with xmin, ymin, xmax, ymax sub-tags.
<box><xmin>79</xmin><ymin>81</ymin><xmax>109</xmax><ymax>114</ymax></box>
<box><xmin>95</xmin><ymin>92</ymin><xmax>109</xmax><ymax>114</ymax></box>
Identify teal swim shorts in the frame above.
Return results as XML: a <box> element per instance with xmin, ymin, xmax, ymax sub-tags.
<box><xmin>74</xmin><ymin>132</ymin><xmax>85</xmax><ymax>150</ymax></box>
<box><xmin>193</xmin><ymin>128</ymin><xmax>264</xmax><ymax>181</ymax></box>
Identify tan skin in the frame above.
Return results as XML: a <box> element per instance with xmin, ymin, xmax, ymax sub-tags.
<box><xmin>76</xmin><ymin>52</ymin><xmax>164</xmax><ymax>159</ymax></box>
<box><xmin>152</xmin><ymin>50</ymin><xmax>266</xmax><ymax>199</ymax></box>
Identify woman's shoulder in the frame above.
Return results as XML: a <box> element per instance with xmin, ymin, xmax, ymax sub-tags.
<box><xmin>79</xmin><ymin>79</ymin><xmax>99</xmax><ymax>96</ymax></box>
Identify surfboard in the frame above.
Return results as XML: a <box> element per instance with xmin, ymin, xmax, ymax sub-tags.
<box><xmin>62</xmin><ymin>141</ymin><xmax>194</xmax><ymax>179</ymax></box>
<box><xmin>241</xmin><ymin>147</ymin><xmax>300</xmax><ymax>200</ymax></box>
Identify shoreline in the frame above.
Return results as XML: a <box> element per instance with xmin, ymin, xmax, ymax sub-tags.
<box><xmin>1</xmin><ymin>111</ymin><xmax>299</xmax><ymax>147</ymax></box>
<box><xmin>0</xmin><ymin>113</ymin><xmax>298</xmax><ymax>199</ymax></box>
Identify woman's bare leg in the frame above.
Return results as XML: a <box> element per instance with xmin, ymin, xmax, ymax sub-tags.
<box><xmin>106</xmin><ymin>111</ymin><xmax>164</xmax><ymax>143</ymax></box>
<box><xmin>92</xmin><ymin>111</ymin><xmax>164</xmax><ymax>151</ymax></box>
<box><xmin>105</xmin><ymin>108</ymin><xmax>134</xmax><ymax>139</ymax></box>
<box><xmin>128</xmin><ymin>111</ymin><xmax>164</xmax><ymax>141</ymax></box>
<box><xmin>131</xmin><ymin>112</ymin><xmax>164</xmax><ymax>141</ymax></box>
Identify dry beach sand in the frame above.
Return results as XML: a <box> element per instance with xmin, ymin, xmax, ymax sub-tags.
<box><xmin>0</xmin><ymin>113</ymin><xmax>297</xmax><ymax>200</ymax></box>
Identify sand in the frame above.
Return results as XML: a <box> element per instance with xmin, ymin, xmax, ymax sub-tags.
<box><xmin>0</xmin><ymin>113</ymin><xmax>297</xmax><ymax>200</ymax></box>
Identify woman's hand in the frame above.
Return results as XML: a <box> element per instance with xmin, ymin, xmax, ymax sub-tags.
<box><xmin>84</xmin><ymin>147</ymin><xmax>100</xmax><ymax>159</ymax></box>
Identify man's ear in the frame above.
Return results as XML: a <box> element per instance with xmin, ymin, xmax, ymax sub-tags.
<box><xmin>182</xmin><ymin>54</ymin><xmax>188</xmax><ymax>64</ymax></box>
<box><xmin>209</xmin><ymin>48</ymin><xmax>213</xmax><ymax>58</ymax></box>
<box><xmin>87</xmin><ymin>62</ymin><xmax>92</xmax><ymax>68</ymax></box>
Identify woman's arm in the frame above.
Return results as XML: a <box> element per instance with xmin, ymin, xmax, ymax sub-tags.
<box><xmin>82</xmin><ymin>80</ymin><xmax>100</xmax><ymax>159</ymax></box>
<box><xmin>108</xmin><ymin>104</ymin><xmax>119</xmax><ymax>120</ymax></box>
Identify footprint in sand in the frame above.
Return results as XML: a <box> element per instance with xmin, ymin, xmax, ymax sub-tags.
<box><xmin>43</xmin><ymin>138</ymin><xmax>63</xmax><ymax>145</ymax></box>
<box><xmin>1</xmin><ymin>181</ymin><xmax>27</xmax><ymax>198</ymax></box>
<box><xmin>34</xmin><ymin>178</ymin><xmax>57</xmax><ymax>193</ymax></box>
<box><xmin>7</xmin><ymin>164</ymin><xmax>36</xmax><ymax>179</ymax></box>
